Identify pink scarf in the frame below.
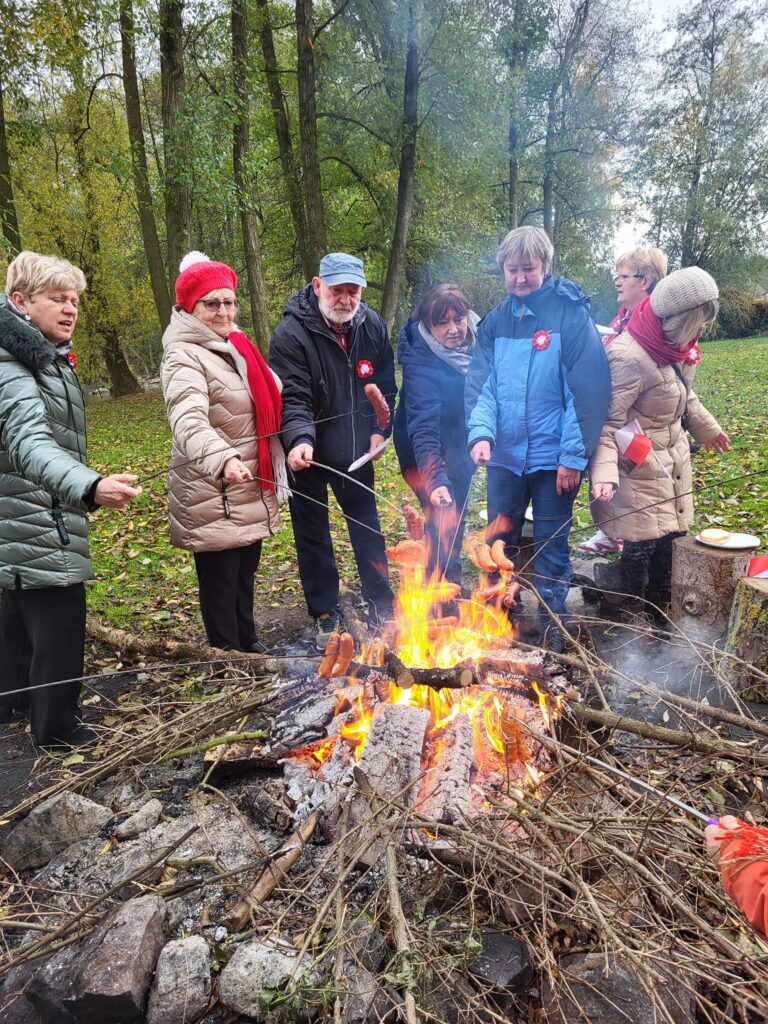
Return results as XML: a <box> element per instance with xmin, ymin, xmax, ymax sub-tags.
<box><xmin>627</xmin><ymin>296</ymin><xmax>697</xmax><ymax>366</ymax></box>
<box><xmin>227</xmin><ymin>330</ymin><xmax>282</xmax><ymax>491</ymax></box>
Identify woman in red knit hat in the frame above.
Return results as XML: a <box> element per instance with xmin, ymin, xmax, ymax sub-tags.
<box><xmin>160</xmin><ymin>252</ymin><xmax>287</xmax><ymax>652</ymax></box>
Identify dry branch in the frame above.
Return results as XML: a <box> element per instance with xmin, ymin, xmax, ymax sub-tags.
<box><xmin>570</xmin><ymin>702</ymin><xmax>768</xmax><ymax>766</ymax></box>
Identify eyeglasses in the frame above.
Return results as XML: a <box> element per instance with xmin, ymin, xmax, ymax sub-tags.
<box><xmin>198</xmin><ymin>299</ymin><xmax>237</xmax><ymax>311</ymax></box>
<box><xmin>614</xmin><ymin>274</ymin><xmax>644</xmax><ymax>283</ymax></box>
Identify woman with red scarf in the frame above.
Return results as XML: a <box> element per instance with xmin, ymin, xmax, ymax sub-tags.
<box><xmin>589</xmin><ymin>267</ymin><xmax>729</xmax><ymax>625</ymax></box>
<box><xmin>161</xmin><ymin>253</ymin><xmax>287</xmax><ymax>652</ymax></box>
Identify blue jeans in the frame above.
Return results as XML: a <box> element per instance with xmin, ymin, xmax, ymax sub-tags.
<box><xmin>486</xmin><ymin>467</ymin><xmax>579</xmax><ymax>621</ymax></box>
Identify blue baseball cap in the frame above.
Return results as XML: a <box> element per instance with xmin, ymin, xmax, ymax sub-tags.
<box><xmin>318</xmin><ymin>252</ymin><xmax>367</xmax><ymax>287</ymax></box>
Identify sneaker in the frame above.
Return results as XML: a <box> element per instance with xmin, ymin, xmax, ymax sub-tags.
<box><xmin>314</xmin><ymin>610</ymin><xmax>345</xmax><ymax>652</ymax></box>
<box><xmin>577</xmin><ymin>531</ymin><xmax>623</xmax><ymax>555</ymax></box>
<box><xmin>366</xmin><ymin>600</ymin><xmax>396</xmax><ymax>632</ymax></box>
<box><xmin>248</xmin><ymin>638</ymin><xmax>267</xmax><ymax>654</ymax></box>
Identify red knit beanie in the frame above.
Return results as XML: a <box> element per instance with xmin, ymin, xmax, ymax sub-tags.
<box><xmin>175</xmin><ymin>251</ymin><xmax>238</xmax><ymax>313</ymax></box>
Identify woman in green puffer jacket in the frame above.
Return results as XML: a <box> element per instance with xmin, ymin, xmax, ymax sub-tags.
<box><xmin>0</xmin><ymin>251</ymin><xmax>142</xmax><ymax>748</ymax></box>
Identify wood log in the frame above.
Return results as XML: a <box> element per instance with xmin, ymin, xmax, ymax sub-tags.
<box><xmin>219</xmin><ymin>811</ymin><xmax>318</xmax><ymax>933</ymax></box>
<box><xmin>723</xmin><ymin>577</ymin><xmax>768</xmax><ymax>702</ymax></box>
<box><xmin>670</xmin><ymin>536</ymin><xmax>751</xmax><ymax>643</ymax></box>
<box><xmin>417</xmin><ymin>712</ymin><xmax>473</xmax><ymax>824</ymax></box>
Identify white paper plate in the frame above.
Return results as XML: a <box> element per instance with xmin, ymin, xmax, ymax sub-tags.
<box><xmin>695</xmin><ymin>532</ymin><xmax>760</xmax><ymax>550</ymax></box>
<box><xmin>479</xmin><ymin>506</ymin><xmax>534</xmax><ymax>523</ymax></box>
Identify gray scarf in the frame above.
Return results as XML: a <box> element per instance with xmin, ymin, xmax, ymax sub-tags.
<box><xmin>418</xmin><ymin>311</ymin><xmax>479</xmax><ymax>374</ymax></box>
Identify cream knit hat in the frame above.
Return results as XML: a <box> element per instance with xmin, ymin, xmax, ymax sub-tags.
<box><xmin>651</xmin><ymin>267</ymin><xmax>718</xmax><ymax>318</ymax></box>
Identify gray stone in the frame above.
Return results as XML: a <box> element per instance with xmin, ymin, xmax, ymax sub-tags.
<box><xmin>67</xmin><ymin>893</ymin><xmax>168</xmax><ymax>1023</ymax></box>
<box><xmin>2</xmin><ymin>793</ymin><xmax>112</xmax><ymax>871</ymax></box>
<box><xmin>542</xmin><ymin>953</ymin><xmax>695</xmax><ymax>1024</ymax></box>
<box><xmin>115</xmin><ymin>798</ymin><xmax>163</xmax><ymax>840</ymax></box>
<box><xmin>25</xmin><ymin>947</ymin><xmax>80</xmax><ymax>1022</ymax></box>
<box><xmin>336</xmin><ymin>964</ymin><xmax>394</xmax><ymax>1024</ymax></box>
<box><xmin>469</xmin><ymin>929</ymin><xmax>534</xmax><ymax>992</ymax></box>
<box><xmin>218</xmin><ymin>938</ymin><xmax>316</xmax><ymax>1021</ymax></box>
<box><xmin>146</xmin><ymin>936</ymin><xmax>211</xmax><ymax>1024</ymax></box>
<box><xmin>2</xmin><ymin>963</ymin><xmax>68</xmax><ymax>1024</ymax></box>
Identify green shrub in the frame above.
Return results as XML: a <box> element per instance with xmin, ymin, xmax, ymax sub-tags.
<box><xmin>716</xmin><ymin>288</ymin><xmax>758</xmax><ymax>339</ymax></box>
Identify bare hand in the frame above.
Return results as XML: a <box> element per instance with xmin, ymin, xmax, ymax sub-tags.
<box><xmin>369</xmin><ymin>433</ymin><xmax>386</xmax><ymax>461</ymax></box>
<box><xmin>704</xmin><ymin>814</ymin><xmax>741</xmax><ymax>864</ymax></box>
<box><xmin>471</xmin><ymin>441</ymin><xmax>491</xmax><ymax>465</ymax></box>
<box><xmin>705</xmin><ymin>431</ymin><xmax>730</xmax><ymax>454</ymax></box>
<box><xmin>288</xmin><ymin>443</ymin><xmax>313</xmax><ymax>471</ymax></box>
<box><xmin>430</xmin><ymin>486</ymin><xmax>453</xmax><ymax>507</ymax></box>
<box><xmin>556</xmin><ymin>464</ymin><xmax>581</xmax><ymax>495</ymax></box>
<box><xmin>94</xmin><ymin>473</ymin><xmax>142</xmax><ymax>509</ymax></box>
<box><xmin>591</xmin><ymin>481</ymin><xmax>616</xmax><ymax>502</ymax></box>
<box><xmin>223</xmin><ymin>457</ymin><xmax>253</xmax><ymax>484</ymax></box>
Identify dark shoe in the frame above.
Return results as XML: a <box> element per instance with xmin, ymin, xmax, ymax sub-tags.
<box><xmin>315</xmin><ymin>610</ymin><xmax>345</xmax><ymax>652</ymax></box>
<box><xmin>592</xmin><ymin>561</ymin><xmax>625</xmax><ymax>606</ymax></box>
<box><xmin>0</xmin><ymin>707</ymin><xmax>14</xmax><ymax>725</ymax></box>
<box><xmin>248</xmin><ymin>638</ymin><xmax>267</xmax><ymax>654</ymax></box>
<box><xmin>541</xmin><ymin>625</ymin><xmax>567</xmax><ymax>654</ymax></box>
<box><xmin>40</xmin><ymin>724</ymin><xmax>98</xmax><ymax>751</ymax></box>
<box><xmin>572</xmin><ymin>572</ymin><xmax>600</xmax><ymax>604</ymax></box>
<box><xmin>366</xmin><ymin>599</ymin><xmax>395</xmax><ymax>629</ymax></box>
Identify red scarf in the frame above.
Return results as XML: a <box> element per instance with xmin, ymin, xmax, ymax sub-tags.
<box><xmin>626</xmin><ymin>296</ymin><xmax>696</xmax><ymax>365</ymax></box>
<box><xmin>227</xmin><ymin>330</ymin><xmax>282</xmax><ymax>491</ymax></box>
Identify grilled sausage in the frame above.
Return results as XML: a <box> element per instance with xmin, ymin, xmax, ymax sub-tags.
<box><xmin>331</xmin><ymin>632</ymin><xmax>355</xmax><ymax>677</ymax></box>
<box><xmin>317</xmin><ymin>632</ymin><xmax>341</xmax><ymax>678</ymax></box>
<box><xmin>491</xmin><ymin>540</ymin><xmax>515</xmax><ymax>573</ymax></box>
<box><xmin>364</xmin><ymin>383</ymin><xmax>391</xmax><ymax>429</ymax></box>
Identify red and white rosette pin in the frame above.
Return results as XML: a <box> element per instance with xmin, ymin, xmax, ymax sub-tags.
<box><xmin>686</xmin><ymin>343</ymin><xmax>701</xmax><ymax>364</ymax></box>
<box><xmin>356</xmin><ymin>359</ymin><xmax>374</xmax><ymax>378</ymax></box>
<box><xmin>532</xmin><ymin>330</ymin><xmax>551</xmax><ymax>351</ymax></box>
<box><xmin>66</xmin><ymin>351</ymin><xmax>77</xmax><ymax>370</ymax></box>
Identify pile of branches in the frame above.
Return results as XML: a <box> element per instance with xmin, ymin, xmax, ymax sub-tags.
<box><xmin>1</xmin><ymin>615</ymin><xmax>767</xmax><ymax>1023</ymax></box>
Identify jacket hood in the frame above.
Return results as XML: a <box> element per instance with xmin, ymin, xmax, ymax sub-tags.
<box><xmin>523</xmin><ymin>275</ymin><xmax>591</xmax><ymax>312</ymax></box>
<box><xmin>282</xmin><ymin>283</ymin><xmax>368</xmax><ymax>332</ymax></box>
<box><xmin>162</xmin><ymin>306</ymin><xmax>231</xmax><ymax>353</ymax></box>
<box><xmin>397</xmin><ymin>312</ymin><xmax>479</xmax><ymax>369</ymax></box>
<box><xmin>0</xmin><ymin>295</ymin><xmax>56</xmax><ymax>369</ymax></box>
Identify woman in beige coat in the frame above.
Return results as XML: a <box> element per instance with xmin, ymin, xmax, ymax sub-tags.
<box><xmin>161</xmin><ymin>253</ymin><xmax>286</xmax><ymax>652</ymax></box>
<box><xmin>590</xmin><ymin>267</ymin><xmax>729</xmax><ymax>623</ymax></box>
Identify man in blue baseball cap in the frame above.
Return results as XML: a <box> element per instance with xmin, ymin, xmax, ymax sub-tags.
<box><xmin>270</xmin><ymin>253</ymin><xmax>396</xmax><ymax>650</ymax></box>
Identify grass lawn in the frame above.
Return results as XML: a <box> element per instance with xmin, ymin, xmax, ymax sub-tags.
<box><xmin>85</xmin><ymin>335</ymin><xmax>768</xmax><ymax>635</ymax></box>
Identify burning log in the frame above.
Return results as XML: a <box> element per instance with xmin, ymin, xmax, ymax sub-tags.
<box><xmin>418</xmin><ymin>713</ymin><xmax>474</xmax><ymax>824</ymax></box>
<box><xmin>266</xmin><ymin>688</ymin><xmax>341</xmax><ymax>757</ymax></box>
<box><xmin>350</xmin><ymin>703</ymin><xmax>431</xmax><ymax>867</ymax></box>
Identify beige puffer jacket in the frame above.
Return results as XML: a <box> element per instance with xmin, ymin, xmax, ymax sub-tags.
<box><xmin>589</xmin><ymin>331</ymin><xmax>723</xmax><ymax>542</ymax></box>
<box><xmin>160</xmin><ymin>309</ymin><xmax>281</xmax><ymax>552</ymax></box>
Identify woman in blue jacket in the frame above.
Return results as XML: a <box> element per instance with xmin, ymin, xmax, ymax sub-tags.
<box><xmin>394</xmin><ymin>285</ymin><xmax>476</xmax><ymax>585</ymax></box>
<box><xmin>466</xmin><ymin>227</ymin><xmax>610</xmax><ymax>650</ymax></box>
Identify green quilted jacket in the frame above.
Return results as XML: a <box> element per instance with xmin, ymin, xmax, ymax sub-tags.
<box><xmin>0</xmin><ymin>296</ymin><xmax>101</xmax><ymax>589</ymax></box>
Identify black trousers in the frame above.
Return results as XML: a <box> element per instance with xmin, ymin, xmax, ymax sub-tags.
<box><xmin>0</xmin><ymin>583</ymin><xmax>85</xmax><ymax>745</ymax></box>
<box><xmin>619</xmin><ymin>531</ymin><xmax>686</xmax><ymax>607</ymax></box>
<box><xmin>193</xmin><ymin>540</ymin><xmax>262</xmax><ymax>650</ymax></box>
<box><xmin>288</xmin><ymin>462</ymin><xmax>394</xmax><ymax>619</ymax></box>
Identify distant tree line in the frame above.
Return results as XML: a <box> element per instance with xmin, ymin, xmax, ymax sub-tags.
<box><xmin>0</xmin><ymin>0</ymin><xmax>766</xmax><ymax>393</ymax></box>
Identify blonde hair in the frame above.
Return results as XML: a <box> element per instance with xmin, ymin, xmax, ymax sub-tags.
<box><xmin>6</xmin><ymin>251</ymin><xmax>87</xmax><ymax>297</ymax></box>
<box><xmin>496</xmin><ymin>226</ymin><xmax>554</xmax><ymax>275</ymax></box>
<box><xmin>616</xmin><ymin>246</ymin><xmax>667</xmax><ymax>291</ymax></box>
<box><xmin>662</xmin><ymin>300</ymin><xmax>719</xmax><ymax>346</ymax></box>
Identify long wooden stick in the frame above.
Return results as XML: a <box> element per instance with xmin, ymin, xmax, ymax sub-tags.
<box><xmin>570</xmin><ymin>703</ymin><xmax>768</xmax><ymax>766</ymax></box>
<box><xmin>220</xmin><ymin>811</ymin><xmax>318</xmax><ymax>933</ymax></box>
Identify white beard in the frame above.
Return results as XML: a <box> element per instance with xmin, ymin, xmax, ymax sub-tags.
<box><xmin>318</xmin><ymin>293</ymin><xmax>356</xmax><ymax>327</ymax></box>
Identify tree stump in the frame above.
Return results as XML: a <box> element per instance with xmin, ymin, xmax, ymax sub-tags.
<box><xmin>670</xmin><ymin>536</ymin><xmax>750</xmax><ymax>644</ymax></box>
<box><xmin>723</xmin><ymin>577</ymin><xmax>768</xmax><ymax>702</ymax></box>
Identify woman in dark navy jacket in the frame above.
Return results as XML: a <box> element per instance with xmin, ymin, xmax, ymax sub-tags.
<box><xmin>394</xmin><ymin>285</ymin><xmax>476</xmax><ymax>584</ymax></box>
<box><xmin>466</xmin><ymin>227</ymin><xmax>610</xmax><ymax>650</ymax></box>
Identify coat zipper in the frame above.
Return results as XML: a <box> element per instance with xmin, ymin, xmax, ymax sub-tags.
<box><xmin>51</xmin><ymin>500</ymin><xmax>71</xmax><ymax>546</ymax></box>
<box><xmin>221</xmin><ymin>481</ymin><xmax>231</xmax><ymax>519</ymax></box>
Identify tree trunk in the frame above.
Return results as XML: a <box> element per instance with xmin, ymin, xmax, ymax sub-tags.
<box><xmin>160</xmin><ymin>0</ymin><xmax>191</xmax><ymax>282</ymax></box>
<box><xmin>670</xmin><ymin>535</ymin><xmax>751</xmax><ymax>644</ymax></box>
<box><xmin>119</xmin><ymin>0</ymin><xmax>172</xmax><ymax>329</ymax></box>
<box><xmin>295</xmin><ymin>0</ymin><xmax>326</xmax><ymax>271</ymax></box>
<box><xmin>254</xmin><ymin>0</ymin><xmax>311</xmax><ymax>280</ymax></box>
<box><xmin>67</xmin><ymin>72</ymin><xmax>142</xmax><ymax>396</ymax></box>
<box><xmin>723</xmin><ymin>577</ymin><xmax>768</xmax><ymax>702</ymax></box>
<box><xmin>0</xmin><ymin>74</ymin><xmax>21</xmax><ymax>254</ymax></box>
<box><xmin>232</xmin><ymin>0</ymin><xmax>271</xmax><ymax>351</ymax></box>
<box><xmin>380</xmin><ymin>0</ymin><xmax>418</xmax><ymax>333</ymax></box>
